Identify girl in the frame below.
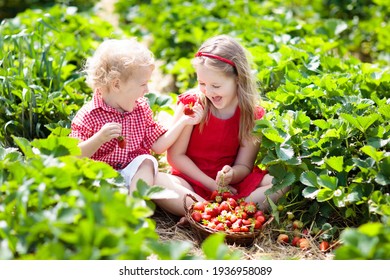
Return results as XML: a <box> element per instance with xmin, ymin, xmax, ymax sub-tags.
<box><xmin>154</xmin><ymin>35</ymin><xmax>286</xmax><ymax>216</ymax></box>
<box><xmin>69</xmin><ymin>38</ymin><xmax>202</xmax><ymax>193</ymax></box>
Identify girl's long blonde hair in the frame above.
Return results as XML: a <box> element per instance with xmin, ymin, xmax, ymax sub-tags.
<box><xmin>192</xmin><ymin>35</ymin><xmax>260</xmax><ymax>144</ymax></box>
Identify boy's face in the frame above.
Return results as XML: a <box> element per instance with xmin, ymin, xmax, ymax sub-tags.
<box><xmin>113</xmin><ymin>65</ymin><xmax>154</xmax><ymax>112</ymax></box>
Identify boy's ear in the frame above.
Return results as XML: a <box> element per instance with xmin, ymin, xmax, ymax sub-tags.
<box><xmin>112</xmin><ymin>79</ymin><xmax>120</xmax><ymax>90</ymax></box>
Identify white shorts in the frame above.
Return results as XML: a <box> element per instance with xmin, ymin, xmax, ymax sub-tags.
<box><xmin>119</xmin><ymin>154</ymin><xmax>158</xmax><ymax>186</ymax></box>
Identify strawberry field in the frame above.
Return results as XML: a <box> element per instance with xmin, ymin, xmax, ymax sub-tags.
<box><xmin>0</xmin><ymin>0</ymin><xmax>389</xmax><ymax>260</ymax></box>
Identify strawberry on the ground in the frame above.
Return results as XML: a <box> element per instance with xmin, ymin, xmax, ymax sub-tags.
<box><xmin>298</xmin><ymin>238</ymin><xmax>310</xmax><ymax>250</ymax></box>
<box><xmin>319</xmin><ymin>240</ymin><xmax>329</xmax><ymax>252</ymax></box>
<box><xmin>291</xmin><ymin>236</ymin><xmax>301</xmax><ymax>247</ymax></box>
<box><xmin>277</xmin><ymin>234</ymin><xmax>289</xmax><ymax>244</ymax></box>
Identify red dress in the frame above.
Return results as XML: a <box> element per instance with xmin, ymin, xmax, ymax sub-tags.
<box><xmin>171</xmin><ymin>91</ymin><xmax>268</xmax><ymax>200</ymax></box>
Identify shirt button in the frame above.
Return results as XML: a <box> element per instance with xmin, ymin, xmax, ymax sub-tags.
<box><xmin>116</xmin><ymin>163</ymin><xmax>122</xmax><ymax>169</ymax></box>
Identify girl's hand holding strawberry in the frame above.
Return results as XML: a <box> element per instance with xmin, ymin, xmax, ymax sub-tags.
<box><xmin>216</xmin><ymin>165</ymin><xmax>234</xmax><ymax>187</ymax></box>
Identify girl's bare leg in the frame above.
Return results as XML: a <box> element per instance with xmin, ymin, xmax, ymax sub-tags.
<box><xmin>153</xmin><ymin>172</ymin><xmax>205</xmax><ymax>216</ymax></box>
<box><xmin>244</xmin><ymin>174</ymin><xmax>289</xmax><ymax>212</ymax></box>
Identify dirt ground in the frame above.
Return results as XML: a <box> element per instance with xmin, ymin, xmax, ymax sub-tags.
<box><xmin>152</xmin><ymin>206</ymin><xmax>335</xmax><ymax>260</ymax></box>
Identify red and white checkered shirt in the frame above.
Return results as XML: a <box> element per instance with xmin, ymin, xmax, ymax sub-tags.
<box><xmin>69</xmin><ymin>93</ymin><xmax>167</xmax><ymax>170</ymax></box>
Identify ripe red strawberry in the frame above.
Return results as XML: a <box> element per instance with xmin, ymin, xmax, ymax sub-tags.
<box><xmin>183</xmin><ymin>103</ymin><xmax>194</xmax><ymax>115</ymax></box>
<box><xmin>222</xmin><ymin>191</ymin><xmax>233</xmax><ymax>200</ymax></box>
<box><xmin>240</xmin><ymin>226</ymin><xmax>249</xmax><ymax>232</ymax></box>
<box><xmin>193</xmin><ymin>202</ymin><xmax>205</xmax><ymax>212</ymax></box>
<box><xmin>244</xmin><ymin>204</ymin><xmax>257</xmax><ymax>215</ymax></box>
<box><xmin>117</xmin><ymin>136</ymin><xmax>126</xmax><ymax>149</ymax></box>
<box><xmin>191</xmin><ymin>211</ymin><xmax>202</xmax><ymax>222</ymax></box>
<box><xmin>229</xmin><ymin>214</ymin><xmax>238</xmax><ymax>223</ymax></box>
<box><xmin>277</xmin><ymin>234</ymin><xmax>289</xmax><ymax>244</ymax></box>
<box><xmin>215</xmin><ymin>223</ymin><xmax>226</xmax><ymax>231</ymax></box>
<box><xmin>253</xmin><ymin>219</ymin><xmax>262</xmax><ymax>229</ymax></box>
<box><xmin>256</xmin><ymin>215</ymin><xmax>266</xmax><ymax>224</ymax></box>
<box><xmin>227</xmin><ymin>198</ymin><xmax>238</xmax><ymax>209</ymax></box>
<box><xmin>319</xmin><ymin>241</ymin><xmax>330</xmax><ymax>252</ymax></box>
<box><xmin>291</xmin><ymin>236</ymin><xmax>301</xmax><ymax>247</ymax></box>
<box><xmin>219</xmin><ymin>201</ymin><xmax>230</xmax><ymax>212</ymax></box>
<box><xmin>205</xmin><ymin>206</ymin><xmax>219</xmax><ymax>217</ymax></box>
<box><xmin>299</xmin><ymin>238</ymin><xmax>310</xmax><ymax>250</ymax></box>
<box><xmin>254</xmin><ymin>210</ymin><xmax>264</xmax><ymax>219</ymax></box>
<box><xmin>210</xmin><ymin>190</ymin><xmax>218</xmax><ymax>201</ymax></box>
<box><xmin>201</xmin><ymin>213</ymin><xmax>212</xmax><ymax>221</ymax></box>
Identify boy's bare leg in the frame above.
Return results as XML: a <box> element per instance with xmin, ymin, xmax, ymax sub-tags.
<box><xmin>129</xmin><ymin>159</ymin><xmax>155</xmax><ymax>195</ymax></box>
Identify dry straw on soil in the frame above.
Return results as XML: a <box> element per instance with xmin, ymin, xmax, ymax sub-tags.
<box><xmin>152</xmin><ymin>206</ymin><xmax>334</xmax><ymax>260</ymax></box>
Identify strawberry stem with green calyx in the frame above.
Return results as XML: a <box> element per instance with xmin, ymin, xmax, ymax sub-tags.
<box><xmin>117</xmin><ymin>135</ymin><xmax>124</xmax><ymax>141</ymax></box>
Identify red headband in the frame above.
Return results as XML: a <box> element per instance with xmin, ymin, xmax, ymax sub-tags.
<box><xmin>195</xmin><ymin>51</ymin><xmax>236</xmax><ymax>67</ymax></box>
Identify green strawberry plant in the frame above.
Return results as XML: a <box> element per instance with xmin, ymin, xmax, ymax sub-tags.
<box><xmin>0</xmin><ymin>5</ymin><xmax>121</xmax><ymax>147</ymax></box>
<box><xmin>335</xmin><ymin>222</ymin><xmax>390</xmax><ymax>260</ymax></box>
<box><xmin>0</xmin><ymin>134</ymin><xmax>239</xmax><ymax>260</ymax></box>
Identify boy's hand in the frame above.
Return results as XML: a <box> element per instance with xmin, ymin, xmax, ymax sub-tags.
<box><xmin>97</xmin><ymin>122</ymin><xmax>122</xmax><ymax>144</ymax></box>
<box><xmin>182</xmin><ymin>102</ymin><xmax>203</xmax><ymax>125</ymax></box>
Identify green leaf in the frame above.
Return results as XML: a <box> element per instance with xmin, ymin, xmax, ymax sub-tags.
<box><xmin>12</xmin><ymin>136</ymin><xmax>35</xmax><ymax>158</ymax></box>
<box><xmin>300</xmin><ymin>171</ymin><xmax>318</xmax><ymax>187</ymax></box>
<box><xmin>378</xmin><ymin>104</ymin><xmax>390</xmax><ymax>119</ymax></box>
<box><xmin>340</xmin><ymin>113</ymin><xmax>380</xmax><ymax>133</ymax></box>
<box><xmin>262</xmin><ymin>128</ymin><xmax>285</xmax><ymax>143</ymax></box>
<box><xmin>201</xmin><ymin>233</ymin><xmax>241</xmax><ymax>260</ymax></box>
<box><xmin>318</xmin><ymin>175</ymin><xmax>338</xmax><ymax>190</ymax></box>
<box><xmin>275</xmin><ymin>143</ymin><xmax>294</xmax><ymax>161</ymax></box>
<box><xmin>317</xmin><ymin>188</ymin><xmax>334</xmax><ymax>202</ymax></box>
<box><xmin>302</xmin><ymin>186</ymin><xmax>319</xmax><ymax>199</ymax></box>
<box><xmin>325</xmin><ymin>156</ymin><xmax>344</xmax><ymax>172</ymax></box>
<box><xmin>359</xmin><ymin>223</ymin><xmax>384</xmax><ymax>237</ymax></box>
<box><xmin>361</xmin><ymin>145</ymin><xmax>385</xmax><ymax>162</ymax></box>
<box><xmin>148</xmin><ymin>240</ymin><xmax>194</xmax><ymax>260</ymax></box>
<box><xmin>267</xmin><ymin>196</ymin><xmax>280</xmax><ymax>224</ymax></box>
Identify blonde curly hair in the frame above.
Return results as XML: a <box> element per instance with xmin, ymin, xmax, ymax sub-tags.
<box><xmin>84</xmin><ymin>38</ymin><xmax>154</xmax><ymax>91</ymax></box>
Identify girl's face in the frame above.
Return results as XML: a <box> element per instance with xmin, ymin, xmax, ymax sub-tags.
<box><xmin>196</xmin><ymin>64</ymin><xmax>238</xmax><ymax>116</ymax></box>
<box><xmin>110</xmin><ymin>66</ymin><xmax>154</xmax><ymax>112</ymax></box>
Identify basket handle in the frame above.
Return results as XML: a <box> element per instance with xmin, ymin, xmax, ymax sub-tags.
<box><xmin>183</xmin><ymin>193</ymin><xmax>199</xmax><ymax>215</ymax></box>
